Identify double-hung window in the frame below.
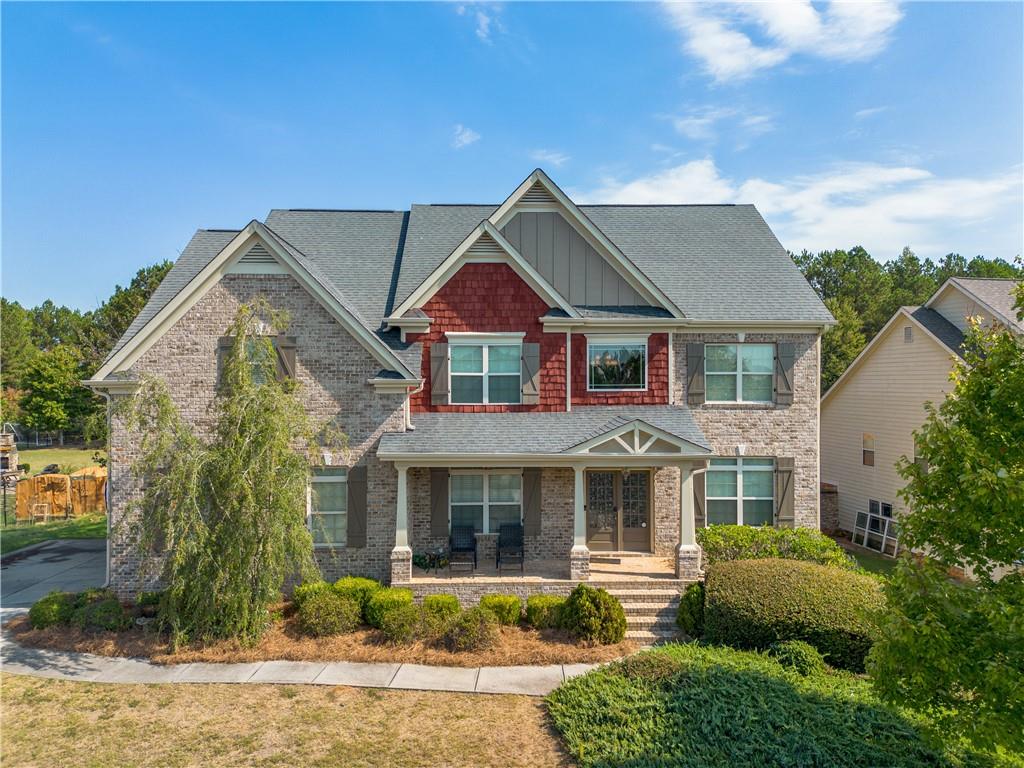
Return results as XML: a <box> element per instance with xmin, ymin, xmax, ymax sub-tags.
<box><xmin>705</xmin><ymin>344</ymin><xmax>773</xmax><ymax>402</ymax></box>
<box><xmin>308</xmin><ymin>467</ymin><xmax>347</xmax><ymax>546</ymax></box>
<box><xmin>449</xmin><ymin>471</ymin><xmax>522</xmax><ymax>533</ymax></box>
<box><xmin>587</xmin><ymin>336</ymin><xmax>647</xmax><ymax>391</ymax></box>
<box><xmin>705</xmin><ymin>458</ymin><xmax>775</xmax><ymax>526</ymax></box>
<box><xmin>448</xmin><ymin>334</ymin><xmax>522</xmax><ymax>405</ymax></box>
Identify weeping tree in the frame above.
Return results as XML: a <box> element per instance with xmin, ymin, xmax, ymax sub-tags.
<box><xmin>120</xmin><ymin>299</ymin><xmax>342</xmax><ymax>647</ymax></box>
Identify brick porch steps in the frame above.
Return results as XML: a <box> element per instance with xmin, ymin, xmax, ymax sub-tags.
<box><xmin>606</xmin><ymin>586</ymin><xmax>681</xmax><ymax>646</ymax></box>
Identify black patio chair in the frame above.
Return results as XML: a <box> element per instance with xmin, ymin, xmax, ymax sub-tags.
<box><xmin>449</xmin><ymin>525</ymin><xmax>477</xmax><ymax>574</ymax></box>
<box><xmin>496</xmin><ymin>523</ymin><xmax>524</xmax><ymax>574</ymax></box>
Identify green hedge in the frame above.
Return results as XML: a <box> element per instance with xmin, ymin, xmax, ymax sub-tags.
<box><xmin>292</xmin><ymin>581</ymin><xmax>333</xmax><ymax>609</ymax></box>
<box><xmin>365</xmin><ymin>587</ymin><xmax>413</xmax><ymax>629</ymax></box>
<box><xmin>525</xmin><ymin>595</ymin><xmax>566</xmax><ymax>629</ymax></box>
<box><xmin>697</xmin><ymin>525</ymin><xmax>858</xmax><ymax>570</ymax></box>
<box><xmin>703</xmin><ymin>559</ymin><xmax>881</xmax><ymax>671</ymax></box>
<box><xmin>379</xmin><ymin>603</ymin><xmax>422</xmax><ymax>644</ymax></box>
<box><xmin>298</xmin><ymin>591</ymin><xmax>361</xmax><ymax>637</ymax></box>
<box><xmin>333</xmin><ymin>576</ymin><xmax>382</xmax><ymax>614</ymax></box>
<box><xmin>29</xmin><ymin>589</ymin><xmax>130</xmax><ymax>632</ymax></box>
<box><xmin>445</xmin><ymin>606</ymin><xmax>500</xmax><ymax>651</ymax></box>
<box><xmin>422</xmin><ymin>594</ymin><xmax>460</xmax><ymax>619</ymax></box>
<box><xmin>29</xmin><ymin>591</ymin><xmax>77</xmax><ymax>629</ymax></box>
<box><xmin>546</xmin><ymin>644</ymin><xmax>960</xmax><ymax>768</ymax></box>
<box><xmin>676</xmin><ymin>582</ymin><xmax>704</xmax><ymax>637</ymax></box>
<box><xmin>479</xmin><ymin>594</ymin><xmax>522</xmax><ymax>626</ymax></box>
<box><xmin>561</xmin><ymin>584</ymin><xmax>626</xmax><ymax>645</ymax></box>
<box><xmin>768</xmin><ymin>639</ymin><xmax>826</xmax><ymax>676</ymax></box>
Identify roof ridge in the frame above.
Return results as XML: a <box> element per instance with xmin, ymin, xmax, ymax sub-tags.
<box><xmin>274</xmin><ymin>208</ymin><xmax>406</xmax><ymax>214</ymax></box>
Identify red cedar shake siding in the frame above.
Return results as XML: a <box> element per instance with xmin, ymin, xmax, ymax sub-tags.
<box><xmin>572</xmin><ymin>332</ymin><xmax>669</xmax><ymax>405</ymax></box>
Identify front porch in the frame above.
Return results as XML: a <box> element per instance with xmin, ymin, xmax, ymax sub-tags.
<box><xmin>408</xmin><ymin>552</ymin><xmax>680</xmax><ymax>583</ymax></box>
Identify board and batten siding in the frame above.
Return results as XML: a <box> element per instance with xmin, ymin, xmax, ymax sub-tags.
<box><xmin>500</xmin><ymin>211</ymin><xmax>649</xmax><ymax>307</ymax></box>
<box><xmin>820</xmin><ymin>314</ymin><xmax>958</xmax><ymax>534</ymax></box>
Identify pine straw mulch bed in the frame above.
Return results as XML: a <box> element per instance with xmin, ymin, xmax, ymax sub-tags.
<box><xmin>6</xmin><ymin>608</ymin><xmax>637</xmax><ymax>668</ymax></box>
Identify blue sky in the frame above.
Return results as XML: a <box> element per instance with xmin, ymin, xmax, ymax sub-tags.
<box><xmin>3</xmin><ymin>1</ymin><xmax>1022</xmax><ymax>310</ymax></box>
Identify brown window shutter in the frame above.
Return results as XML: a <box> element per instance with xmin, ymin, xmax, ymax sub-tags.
<box><xmin>775</xmin><ymin>457</ymin><xmax>795</xmax><ymax>528</ymax></box>
<box><xmin>430</xmin><ymin>343</ymin><xmax>449</xmax><ymax>405</ymax></box>
<box><xmin>275</xmin><ymin>336</ymin><xmax>297</xmax><ymax>381</ymax></box>
<box><xmin>346</xmin><ymin>465</ymin><xmax>368</xmax><ymax>548</ymax></box>
<box><xmin>430</xmin><ymin>469</ymin><xmax>449</xmax><ymax>537</ymax></box>
<box><xmin>775</xmin><ymin>342</ymin><xmax>795</xmax><ymax>405</ymax></box>
<box><xmin>686</xmin><ymin>343</ymin><xmax>705</xmax><ymax>405</ymax></box>
<box><xmin>693</xmin><ymin>470</ymin><xmax>706</xmax><ymax>529</ymax></box>
<box><xmin>522</xmin><ymin>468</ymin><xmax>542</xmax><ymax>536</ymax></box>
<box><xmin>216</xmin><ymin>336</ymin><xmax>234</xmax><ymax>387</ymax></box>
<box><xmin>521</xmin><ymin>342</ymin><xmax>541</xmax><ymax>405</ymax></box>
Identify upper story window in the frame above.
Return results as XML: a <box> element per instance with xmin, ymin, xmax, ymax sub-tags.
<box><xmin>705</xmin><ymin>344</ymin><xmax>773</xmax><ymax>402</ymax></box>
<box><xmin>448</xmin><ymin>333</ymin><xmax>523</xmax><ymax>405</ymax></box>
<box><xmin>308</xmin><ymin>467</ymin><xmax>347</xmax><ymax>546</ymax></box>
<box><xmin>587</xmin><ymin>336</ymin><xmax>647</xmax><ymax>391</ymax></box>
<box><xmin>862</xmin><ymin>433</ymin><xmax>875</xmax><ymax>466</ymax></box>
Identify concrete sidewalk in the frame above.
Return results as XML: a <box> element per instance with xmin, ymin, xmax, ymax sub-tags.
<box><xmin>1</xmin><ymin>539</ymin><xmax>106</xmax><ymax>607</ymax></box>
<box><xmin>0</xmin><ymin>611</ymin><xmax>595</xmax><ymax>696</ymax></box>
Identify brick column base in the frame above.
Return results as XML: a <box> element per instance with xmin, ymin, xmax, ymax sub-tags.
<box><xmin>390</xmin><ymin>546</ymin><xmax>412</xmax><ymax>584</ymax></box>
<box><xmin>676</xmin><ymin>544</ymin><xmax>702</xmax><ymax>580</ymax></box>
<box><xmin>570</xmin><ymin>545</ymin><xmax>590</xmax><ymax>581</ymax></box>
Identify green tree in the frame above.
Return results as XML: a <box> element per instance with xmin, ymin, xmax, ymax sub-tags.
<box><xmin>885</xmin><ymin>247</ymin><xmax>938</xmax><ymax>310</ymax></box>
<box><xmin>794</xmin><ymin>247</ymin><xmax>893</xmax><ymax>336</ymax></box>
<box><xmin>867</xmin><ymin>295</ymin><xmax>1024</xmax><ymax>752</ymax></box>
<box><xmin>0</xmin><ymin>298</ymin><xmax>38</xmax><ymax>390</ymax></box>
<box><xmin>820</xmin><ymin>297</ymin><xmax>866</xmax><ymax>390</ymax></box>
<box><xmin>18</xmin><ymin>346</ymin><xmax>91</xmax><ymax>440</ymax></box>
<box><xmin>120</xmin><ymin>300</ymin><xmax>337</xmax><ymax>647</ymax></box>
<box><xmin>85</xmin><ymin>261</ymin><xmax>173</xmax><ymax>367</ymax></box>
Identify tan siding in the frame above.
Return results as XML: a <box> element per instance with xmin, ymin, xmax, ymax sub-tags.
<box><xmin>821</xmin><ymin>316</ymin><xmax>957</xmax><ymax>533</ymax></box>
<box><xmin>931</xmin><ymin>284</ymin><xmax>996</xmax><ymax>332</ymax></box>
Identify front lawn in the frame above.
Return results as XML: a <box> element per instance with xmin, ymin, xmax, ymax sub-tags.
<box><xmin>546</xmin><ymin>643</ymin><xmax>1015</xmax><ymax>768</ymax></box>
<box><xmin>1</xmin><ymin>513</ymin><xmax>107</xmax><ymax>555</ymax></box>
<box><xmin>849</xmin><ymin>547</ymin><xmax>899</xmax><ymax>577</ymax></box>
<box><xmin>1</xmin><ymin>674</ymin><xmax>568</xmax><ymax>768</ymax></box>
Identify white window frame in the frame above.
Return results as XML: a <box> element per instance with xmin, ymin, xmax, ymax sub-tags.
<box><xmin>585</xmin><ymin>334</ymin><xmax>649</xmax><ymax>392</ymax></box>
<box><xmin>307</xmin><ymin>467</ymin><xmax>348</xmax><ymax>548</ymax></box>
<box><xmin>449</xmin><ymin>469</ymin><xmax>523</xmax><ymax>534</ymax></box>
<box><xmin>862</xmin><ymin>433</ymin><xmax>875</xmax><ymax>466</ymax></box>
<box><xmin>704</xmin><ymin>343</ymin><xmax>774</xmax><ymax>404</ymax></box>
<box><xmin>704</xmin><ymin>457</ymin><xmax>776</xmax><ymax>526</ymax></box>
<box><xmin>446</xmin><ymin>332</ymin><xmax>524</xmax><ymax>405</ymax></box>
<box><xmin>854</xmin><ymin>499</ymin><xmax>899</xmax><ymax>555</ymax></box>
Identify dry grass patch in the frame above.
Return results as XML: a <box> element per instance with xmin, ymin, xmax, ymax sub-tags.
<box><xmin>1</xmin><ymin>673</ymin><xmax>570</xmax><ymax>768</ymax></box>
<box><xmin>8</xmin><ymin>609</ymin><xmax>634</xmax><ymax>667</ymax></box>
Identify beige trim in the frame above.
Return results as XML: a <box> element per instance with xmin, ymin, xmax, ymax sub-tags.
<box><xmin>92</xmin><ymin>222</ymin><xmax>418</xmax><ymax>382</ymax></box>
<box><xmin>376</xmin><ymin>451</ymin><xmax>711</xmax><ymax>469</ymax></box>
<box><xmin>82</xmin><ymin>379</ymin><xmax>139</xmax><ymax>394</ymax></box>
<box><xmin>567</xmin><ymin>419</ymin><xmax>711</xmax><ymax>456</ymax></box>
<box><xmin>367</xmin><ymin>377</ymin><xmax>423</xmax><ymax>392</ymax></box>
<box><xmin>926</xmin><ymin>277</ymin><xmax>1019</xmax><ymax>331</ymax></box>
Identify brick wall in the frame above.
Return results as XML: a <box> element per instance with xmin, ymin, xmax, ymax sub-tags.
<box><xmin>107</xmin><ymin>274</ymin><xmax>407</xmax><ymax>596</ymax></box>
<box><xmin>673</xmin><ymin>332</ymin><xmax>821</xmax><ymax>529</ymax></box>
<box><xmin>571</xmin><ymin>333</ymin><xmax>669</xmax><ymax>405</ymax></box>
<box><xmin>409</xmin><ymin>263</ymin><xmax>565</xmax><ymax>412</ymax></box>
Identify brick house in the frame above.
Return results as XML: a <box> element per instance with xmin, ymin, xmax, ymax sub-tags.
<box><xmin>87</xmin><ymin>169</ymin><xmax>833</xmax><ymax>619</ymax></box>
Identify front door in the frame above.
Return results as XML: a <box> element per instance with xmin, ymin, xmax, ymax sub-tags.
<box><xmin>586</xmin><ymin>470</ymin><xmax>652</xmax><ymax>552</ymax></box>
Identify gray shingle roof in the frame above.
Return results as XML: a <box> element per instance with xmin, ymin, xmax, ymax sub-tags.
<box><xmin>949</xmin><ymin>278</ymin><xmax>1023</xmax><ymax>332</ymax></box>
<box><xmin>377</xmin><ymin>405</ymin><xmax>711</xmax><ymax>456</ymax></box>
<box><xmin>906</xmin><ymin>306</ymin><xmax>965</xmax><ymax>358</ymax></box>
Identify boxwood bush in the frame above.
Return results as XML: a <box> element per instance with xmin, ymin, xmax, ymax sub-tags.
<box><xmin>365</xmin><ymin>587</ymin><xmax>413</xmax><ymax>629</ymax></box>
<box><xmin>675</xmin><ymin>581</ymin><xmax>705</xmax><ymax>637</ymax></box>
<box><xmin>768</xmin><ymin>639</ymin><xmax>826</xmax><ymax>676</ymax></box>
<box><xmin>525</xmin><ymin>595</ymin><xmax>566</xmax><ymax>629</ymax></box>
<box><xmin>697</xmin><ymin>525</ymin><xmax>858</xmax><ymax>570</ymax></box>
<box><xmin>703</xmin><ymin>559</ymin><xmax>881</xmax><ymax>671</ymax></box>
<box><xmin>292</xmin><ymin>581</ymin><xmax>332</xmax><ymax>609</ymax></box>
<box><xmin>298</xmin><ymin>590</ymin><xmax>361</xmax><ymax>637</ymax></box>
<box><xmin>379</xmin><ymin>603</ymin><xmax>422</xmax><ymax>644</ymax></box>
<box><xmin>479</xmin><ymin>594</ymin><xmax>522</xmax><ymax>626</ymax></box>
<box><xmin>30</xmin><ymin>589</ymin><xmax>130</xmax><ymax>631</ymax></box>
<box><xmin>445</xmin><ymin>606</ymin><xmax>500</xmax><ymax>651</ymax></box>
<box><xmin>561</xmin><ymin>584</ymin><xmax>626</xmax><ymax>645</ymax></box>
<box><xmin>422</xmin><ymin>594</ymin><xmax>460</xmax><ymax>619</ymax></box>
<box><xmin>333</xmin><ymin>576</ymin><xmax>382</xmax><ymax>615</ymax></box>
<box><xmin>28</xmin><ymin>591</ymin><xmax>77</xmax><ymax>629</ymax></box>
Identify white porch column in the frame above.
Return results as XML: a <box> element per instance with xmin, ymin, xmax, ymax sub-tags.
<box><xmin>390</xmin><ymin>464</ymin><xmax>412</xmax><ymax>584</ymax></box>
<box><xmin>570</xmin><ymin>464</ymin><xmax>590</xmax><ymax>580</ymax></box>
<box><xmin>676</xmin><ymin>464</ymin><xmax>702</xmax><ymax>580</ymax></box>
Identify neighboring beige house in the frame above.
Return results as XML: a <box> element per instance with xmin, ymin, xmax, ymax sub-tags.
<box><xmin>821</xmin><ymin>277</ymin><xmax>1022</xmax><ymax>555</ymax></box>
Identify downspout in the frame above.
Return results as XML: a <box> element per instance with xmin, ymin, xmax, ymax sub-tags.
<box><xmin>97</xmin><ymin>388</ymin><xmax>112</xmax><ymax>589</ymax></box>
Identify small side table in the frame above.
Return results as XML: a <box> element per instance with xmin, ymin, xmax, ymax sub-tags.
<box><xmin>424</xmin><ymin>547</ymin><xmax>447</xmax><ymax>575</ymax></box>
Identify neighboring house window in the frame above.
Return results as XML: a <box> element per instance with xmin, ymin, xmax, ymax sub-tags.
<box><xmin>448</xmin><ymin>336</ymin><xmax>522</xmax><ymax>405</ymax></box>
<box><xmin>308</xmin><ymin>467</ymin><xmax>347</xmax><ymax>546</ymax></box>
<box><xmin>587</xmin><ymin>336</ymin><xmax>647</xmax><ymax>390</ymax></box>
<box><xmin>705</xmin><ymin>458</ymin><xmax>775</xmax><ymax>526</ymax></box>
<box><xmin>862</xmin><ymin>434</ymin><xmax>875</xmax><ymax>466</ymax></box>
<box><xmin>450</xmin><ymin>471</ymin><xmax>522</xmax><ymax>533</ymax></box>
<box><xmin>855</xmin><ymin>498</ymin><xmax>899</xmax><ymax>555</ymax></box>
<box><xmin>705</xmin><ymin>344</ymin><xmax>773</xmax><ymax>402</ymax></box>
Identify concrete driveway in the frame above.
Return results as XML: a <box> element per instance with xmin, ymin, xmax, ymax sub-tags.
<box><xmin>1</xmin><ymin>540</ymin><xmax>106</xmax><ymax>608</ymax></box>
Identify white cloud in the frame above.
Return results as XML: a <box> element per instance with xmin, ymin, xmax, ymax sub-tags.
<box><xmin>455</xmin><ymin>3</ymin><xmax>504</xmax><ymax>44</ymax></box>
<box><xmin>854</xmin><ymin>106</ymin><xmax>888</xmax><ymax>120</ymax></box>
<box><xmin>579</xmin><ymin>158</ymin><xmax>1022</xmax><ymax>258</ymax></box>
<box><xmin>452</xmin><ymin>124</ymin><xmax>481</xmax><ymax>149</ymax></box>
<box><xmin>661</xmin><ymin>1</ymin><xmax>903</xmax><ymax>82</ymax></box>
<box><xmin>667</xmin><ymin>106</ymin><xmax>775</xmax><ymax>146</ymax></box>
<box><xmin>529</xmin><ymin>149</ymin><xmax>570</xmax><ymax>168</ymax></box>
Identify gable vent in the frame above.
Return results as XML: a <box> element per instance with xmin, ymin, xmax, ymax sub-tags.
<box><xmin>467</xmin><ymin>233</ymin><xmax>505</xmax><ymax>259</ymax></box>
<box><xmin>520</xmin><ymin>182</ymin><xmax>557</xmax><ymax>205</ymax></box>
<box><xmin>239</xmin><ymin>242</ymin><xmax>276</xmax><ymax>264</ymax></box>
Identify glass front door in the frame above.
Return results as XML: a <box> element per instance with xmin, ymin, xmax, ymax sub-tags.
<box><xmin>621</xmin><ymin>471</ymin><xmax>651</xmax><ymax>551</ymax></box>
<box><xmin>586</xmin><ymin>470</ymin><xmax>652</xmax><ymax>552</ymax></box>
<box><xmin>586</xmin><ymin>471</ymin><xmax>617</xmax><ymax>551</ymax></box>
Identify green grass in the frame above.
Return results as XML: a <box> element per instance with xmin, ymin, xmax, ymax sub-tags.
<box><xmin>546</xmin><ymin>643</ymin><xmax>1017</xmax><ymax>768</ymax></box>
<box><xmin>849</xmin><ymin>548</ymin><xmax>899</xmax><ymax>577</ymax></box>
<box><xmin>0</xmin><ymin>514</ymin><xmax>106</xmax><ymax>555</ymax></box>
<box><xmin>15</xmin><ymin>446</ymin><xmax>105</xmax><ymax>474</ymax></box>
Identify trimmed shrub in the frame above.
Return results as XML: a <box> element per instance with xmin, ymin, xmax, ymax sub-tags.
<box><xmin>365</xmin><ymin>587</ymin><xmax>413</xmax><ymax>629</ymax></box>
<box><xmin>676</xmin><ymin>582</ymin><xmax>705</xmax><ymax>637</ymax></box>
<box><xmin>137</xmin><ymin>590</ymin><xmax>164</xmax><ymax>608</ymax></box>
<box><xmin>298</xmin><ymin>590</ymin><xmax>361</xmax><ymax>637</ymax></box>
<box><xmin>379</xmin><ymin>603</ymin><xmax>421</xmax><ymax>644</ymax></box>
<box><xmin>71</xmin><ymin>595</ymin><xmax>132</xmax><ymax>632</ymax></box>
<box><xmin>698</xmin><ymin>525</ymin><xmax>858</xmax><ymax>570</ymax></box>
<box><xmin>703</xmin><ymin>559</ymin><xmax>882</xmax><ymax>671</ymax></box>
<box><xmin>445</xmin><ymin>606</ymin><xmax>500</xmax><ymax>652</ymax></box>
<box><xmin>561</xmin><ymin>584</ymin><xmax>627</xmax><ymax>645</ymax></box>
<box><xmin>422</xmin><ymin>594</ymin><xmax>460</xmax><ymax>619</ymax></box>
<box><xmin>292</xmin><ymin>581</ymin><xmax>332</xmax><ymax>609</ymax></box>
<box><xmin>333</xmin><ymin>576</ymin><xmax>382</xmax><ymax>614</ymax></box>
<box><xmin>479</xmin><ymin>594</ymin><xmax>522</xmax><ymax>626</ymax></box>
<box><xmin>525</xmin><ymin>595</ymin><xmax>566</xmax><ymax>629</ymax></box>
<box><xmin>768</xmin><ymin>640</ymin><xmax>826</xmax><ymax>676</ymax></box>
<box><xmin>28</xmin><ymin>591</ymin><xmax>76</xmax><ymax>629</ymax></box>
